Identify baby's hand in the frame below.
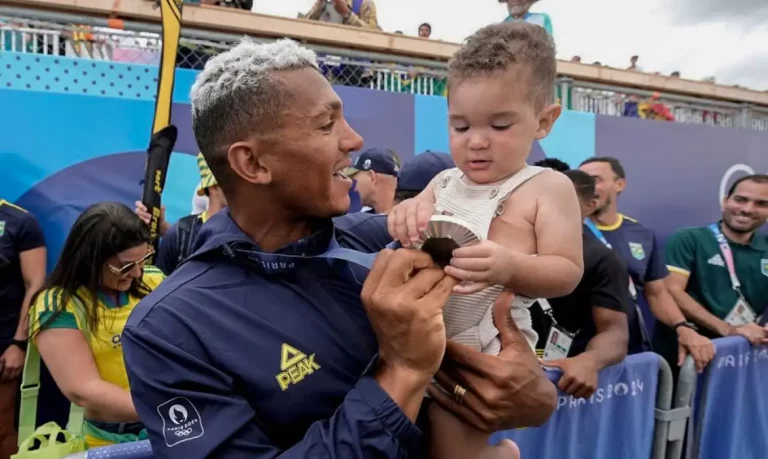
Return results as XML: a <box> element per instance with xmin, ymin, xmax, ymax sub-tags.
<box><xmin>444</xmin><ymin>240</ymin><xmax>512</xmax><ymax>294</ymax></box>
<box><xmin>387</xmin><ymin>198</ymin><xmax>434</xmax><ymax>247</ymax></box>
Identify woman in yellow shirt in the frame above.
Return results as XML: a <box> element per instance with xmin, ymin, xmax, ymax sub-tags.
<box><xmin>29</xmin><ymin>202</ymin><xmax>164</xmax><ymax>448</ymax></box>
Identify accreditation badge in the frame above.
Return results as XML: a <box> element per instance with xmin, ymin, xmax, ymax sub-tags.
<box><xmin>724</xmin><ymin>297</ymin><xmax>757</xmax><ymax>327</ymax></box>
<box><xmin>542</xmin><ymin>324</ymin><xmax>575</xmax><ymax>361</ymax></box>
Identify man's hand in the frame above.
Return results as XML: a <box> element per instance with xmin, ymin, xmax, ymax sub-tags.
<box><xmin>0</xmin><ymin>345</ymin><xmax>25</xmax><ymax>382</ymax></box>
<box><xmin>677</xmin><ymin>327</ymin><xmax>715</xmax><ymax>373</ymax></box>
<box><xmin>543</xmin><ymin>355</ymin><xmax>599</xmax><ymax>399</ymax></box>
<box><xmin>427</xmin><ymin>290</ymin><xmax>557</xmax><ymax>431</ymax></box>
<box><xmin>445</xmin><ymin>240</ymin><xmax>514</xmax><ymax>295</ymax></box>
<box><xmin>387</xmin><ymin>198</ymin><xmax>434</xmax><ymax>247</ymax></box>
<box><xmin>728</xmin><ymin>322</ymin><xmax>768</xmax><ymax>347</ymax></box>
<box><xmin>134</xmin><ymin>201</ymin><xmax>170</xmax><ymax>237</ymax></box>
<box><xmin>362</xmin><ymin>249</ymin><xmax>457</xmax><ymax>419</ymax></box>
<box><xmin>332</xmin><ymin>0</ymin><xmax>350</xmax><ymax>16</ymax></box>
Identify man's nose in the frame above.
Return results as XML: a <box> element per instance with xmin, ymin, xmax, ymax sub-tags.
<box><xmin>340</xmin><ymin>120</ymin><xmax>364</xmax><ymax>153</ymax></box>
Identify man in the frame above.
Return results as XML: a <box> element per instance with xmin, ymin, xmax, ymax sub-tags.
<box><xmin>418</xmin><ymin>22</ymin><xmax>432</xmax><ymax>38</ymax></box>
<box><xmin>156</xmin><ymin>153</ymin><xmax>227</xmax><ymax>275</ymax></box>
<box><xmin>660</xmin><ymin>175</ymin><xmax>768</xmax><ymax>358</ymax></box>
<box><xmin>135</xmin><ymin>153</ymin><xmax>228</xmax><ymax>275</ymax></box>
<box><xmin>627</xmin><ymin>55</ymin><xmax>643</xmax><ymax>72</ymax></box>
<box><xmin>304</xmin><ymin>0</ymin><xmax>379</xmax><ymax>29</ymax></box>
<box><xmin>123</xmin><ymin>38</ymin><xmax>556</xmax><ymax>457</ymax></box>
<box><xmin>579</xmin><ymin>157</ymin><xmax>715</xmax><ymax>373</ymax></box>
<box><xmin>345</xmin><ymin>147</ymin><xmax>400</xmax><ymax>214</ymax></box>
<box><xmin>393</xmin><ymin>151</ymin><xmax>454</xmax><ymax>205</ymax></box>
<box><xmin>532</xmin><ymin>170</ymin><xmax>629</xmax><ymax>399</ymax></box>
<box><xmin>0</xmin><ymin>199</ymin><xmax>46</xmax><ymax>456</ymax></box>
<box><xmin>502</xmin><ymin>0</ymin><xmax>553</xmax><ymax>36</ymax></box>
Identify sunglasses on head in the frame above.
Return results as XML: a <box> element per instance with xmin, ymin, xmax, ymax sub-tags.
<box><xmin>107</xmin><ymin>247</ymin><xmax>155</xmax><ymax>277</ymax></box>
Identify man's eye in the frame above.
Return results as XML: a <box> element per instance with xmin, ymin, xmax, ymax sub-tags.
<box><xmin>321</xmin><ymin>121</ymin><xmax>335</xmax><ymax>131</ymax></box>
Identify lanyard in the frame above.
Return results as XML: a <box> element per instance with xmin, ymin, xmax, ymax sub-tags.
<box><xmin>708</xmin><ymin>223</ymin><xmax>742</xmax><ymax>295</ymax></box>
<box><xmin>225</xmin><ymin>235</ymin><xmax>381</xmax><ymax>275</ymax></box>
<box><xmin>585</xmin><ymin>219</ymin><xmax>637</xmax><ymax>300</ymax></box>
<box><xmin>585</xmin><ymin>219</ymin><xmax>612</xmax><ymax>248</ymax></box>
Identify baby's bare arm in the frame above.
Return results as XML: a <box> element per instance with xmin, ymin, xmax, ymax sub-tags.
<box><xmin>499</xmin><ymin>172</ymin><xmax>584</xmax><ymax>298</ymax></box>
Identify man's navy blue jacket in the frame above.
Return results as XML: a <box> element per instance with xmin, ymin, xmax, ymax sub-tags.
<box><xmin>121</xmin><ymin>211</ymin><xmax>425</xmax><ymax>458</ymax></box>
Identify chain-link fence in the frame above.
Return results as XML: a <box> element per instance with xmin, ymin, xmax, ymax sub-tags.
<box><xmin>2</xmin><ymin>11</ymin><xmax>767</xmax><ymax>130</ymax></box>
<box><xmin>0</xmin><ymin>15</ymin><xmax>448</xmax><ymax>95</ymax></box>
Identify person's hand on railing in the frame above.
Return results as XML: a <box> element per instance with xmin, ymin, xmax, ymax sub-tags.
<box><xmin>677</xmin><ymin>327</ymin><xmax>715</xmax><ymax>373</ymax></box>
<box><xmin>727</xmin><ymin>323</ymin><xmax>768</xmax><ymax>347</ymax></box>
<box><xmin>542</xmin><ymin>356</ymin><xmax>599</xmax><ymax>399</ymax></box>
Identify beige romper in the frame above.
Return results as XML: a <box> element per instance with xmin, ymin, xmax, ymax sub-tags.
<box><xmin>431</xmin><ymin>165</ymin><xmax>544</xmax><ymax>354</ymax></box>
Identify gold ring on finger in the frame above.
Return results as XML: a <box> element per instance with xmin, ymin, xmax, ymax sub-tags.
<box><xmin>453</xmin><ymin>384</ymin><xmax>467</xmax><ymax>405</ymax></box>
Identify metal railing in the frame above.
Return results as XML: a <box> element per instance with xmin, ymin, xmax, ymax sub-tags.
<box><xmin>0</xmin><ymin>14</ymin><xmax>447</xmax><ymax>96</ymax></box>
<box><xmin>1</xmin><ymin>9</ymin><xmax>766</xmax><ymax>130</ymax></box>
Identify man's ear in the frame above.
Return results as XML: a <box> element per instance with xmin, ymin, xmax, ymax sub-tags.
<box><xmin>585</xmin><ymin>198</ymin><xmax>598</xmax><ymax>217</ymax></box>
<box><xmin>535</xmin><ymin>103</ymin><xmax>562</xmax><ymax>141</ymax></box>
<box><xmin>227</xmin><ymin>139</ymin><xmax>271</xmax><ymax>186</ymax></box>
<box><xmin>615</xmin><ymin>177</ymin><xmax>627</xmax><ymax>195</ymax></box>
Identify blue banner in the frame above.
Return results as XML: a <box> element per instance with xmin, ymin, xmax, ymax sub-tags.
<box><xmin>694</xmin><ymin>337</ymin><xmax>768</xmax><ymax>459</ymax></box>
<box><xmin>491</xmin><ymin>352</ymin><xmax>659</xmax><ymax>459</ymax></box>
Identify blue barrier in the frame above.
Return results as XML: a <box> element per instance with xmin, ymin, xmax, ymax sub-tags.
<box><xmin>692</xmin><ymin>337</ymin><xmax>768</xmax><ymax>459</ymax></box>
<box><xmin>491</xmin><ymin>352</ymin><xmax>662</xmax><ymax>459</ymax></box>
<box><xmin>78</xmin><ymin>353</ymin><xmax>666</xmax><ymax>458</ymax></box>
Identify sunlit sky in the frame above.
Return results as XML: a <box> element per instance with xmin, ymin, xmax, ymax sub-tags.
<box><xmin>250</xmin><ymin>0</ymin><xmax>768</xmax><ymax>91</ymax></box>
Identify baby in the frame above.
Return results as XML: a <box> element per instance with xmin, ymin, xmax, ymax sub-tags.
<box><xmin>387</xmin><ymin>22</ymin><xmax>584</xmax><ymax>459</ymax></box>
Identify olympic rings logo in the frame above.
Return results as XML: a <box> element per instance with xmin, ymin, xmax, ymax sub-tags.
<box><xmin>174</xmin><ymin>428</ymin><xmax>194</xmax><ymax>437</ymax></box>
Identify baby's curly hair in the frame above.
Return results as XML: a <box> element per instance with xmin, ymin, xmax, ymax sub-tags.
<box><xmin>448</xmin><ymin>22</ymin><xmax>556</xmax><ymax>110</ymax></box>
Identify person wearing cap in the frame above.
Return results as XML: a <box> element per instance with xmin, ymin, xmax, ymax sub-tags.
<box><xmin>344</xmin><ymin>147</ymin><xmax>400</xmax><ymax>214</ymax></box>
<box><xmin>393</xmin><ymin>151</ymin><xmax>454</xmax><ymax>205</ymax></box>
<box><xmin>153</xmin><ymin>153</ymin><xmax>228</xmax><ymax>275</ymax></box>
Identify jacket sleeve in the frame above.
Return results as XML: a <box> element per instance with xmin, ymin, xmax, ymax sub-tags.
<box><xmin>122</xmin><ymin>317</ymin><xmax>424</xmax><ymax>459</ymax></box>
<box><xmin>155</xmin><ymin>224</ymin><xmax>179</xmax><ymax>276</ymax></box>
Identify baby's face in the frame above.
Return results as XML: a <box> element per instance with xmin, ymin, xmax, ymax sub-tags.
<box><xmin>448</xmin><ymin>70</ymin><xmax>557</xmax><ymax>185</ymax></box>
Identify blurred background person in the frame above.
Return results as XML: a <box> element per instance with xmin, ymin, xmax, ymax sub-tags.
<box><xmin>533</xmin><ymin>170</ymin><xmax>629</xmax><ymax>399</ymax></box>
<box><xmin>304</xmin><ymin>0</ymin><xmax>379</xmax><ymax>29</ymax></box>
<box><xmin>393</xmin><ymin>151</ymin><xmax>454</xmax><ymax>205</ymax></box>
<box><xmin>418</xmin><ymin>22</ymin><xmax>432</xmax><ymax>38</ymax></box>
<box><xmin>502</xmin><ymin>0</ymin><xmax>553</xmax><ymax>35</ymax></box>
<box><xmin>343</xmin><ymin>147</ymin><xmax>400</xmax><ymax>214</ymax></box>
<box><xmin>0</xmin><ymin>199</ymin><xmax>46</xmax><ymax>457</ymax></box>
<box><xmin>28</xmin><ymin>202</ymin><xmax>165</xmax><ymax>449</ymax></box>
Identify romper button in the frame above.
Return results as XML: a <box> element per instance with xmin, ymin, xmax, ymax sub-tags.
<box><xmin>490</xmin><ymin>188</ymin><xmax>499</xmax><ymax>199</ymax></box>
<box><xmin>441</xmin><ymin>178</ymin><xmax>449</xmax><ymax>188</ymax></box>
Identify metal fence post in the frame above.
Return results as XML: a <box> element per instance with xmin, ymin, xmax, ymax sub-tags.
<box><xmin>652</xmin><ymin>355</ymin><xmax>673</xmax><ymax>459</ymax></box>
<box><xmin>665</xmin><ymin>356</ymin><xmax>696</xmax><ymax>459</ymax></box>
<box><xmin>739</xmin><ymin>103</ymin><xmax>753</xmax><ymax>130</ymax></box>
<box><xmin>558</xmin><ymin>77</ymin><xmax>573</xmax><ymax>110</ymax></box>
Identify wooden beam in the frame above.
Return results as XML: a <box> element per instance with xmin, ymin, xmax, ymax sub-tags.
<box><xmin>6</xmin><ymin>0</ymin><xmax>768</xmax><ymax>106</ymax></box>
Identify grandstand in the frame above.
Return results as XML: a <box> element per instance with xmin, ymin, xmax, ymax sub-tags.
<box><xmin>1</xmin><ymin>0</ymin><xmax>768</xmax><ymax>131</ymax></box>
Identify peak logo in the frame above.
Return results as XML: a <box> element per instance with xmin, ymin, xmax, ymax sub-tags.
<box><xmin>276</xmin><ymin>343</ymin><xmax>321</xmax><ymax>391</ymax></box>
<box><xmin>557</xmin><ymin>379</ymin><xmax>645</xmax><ymax>411</ymax></box>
